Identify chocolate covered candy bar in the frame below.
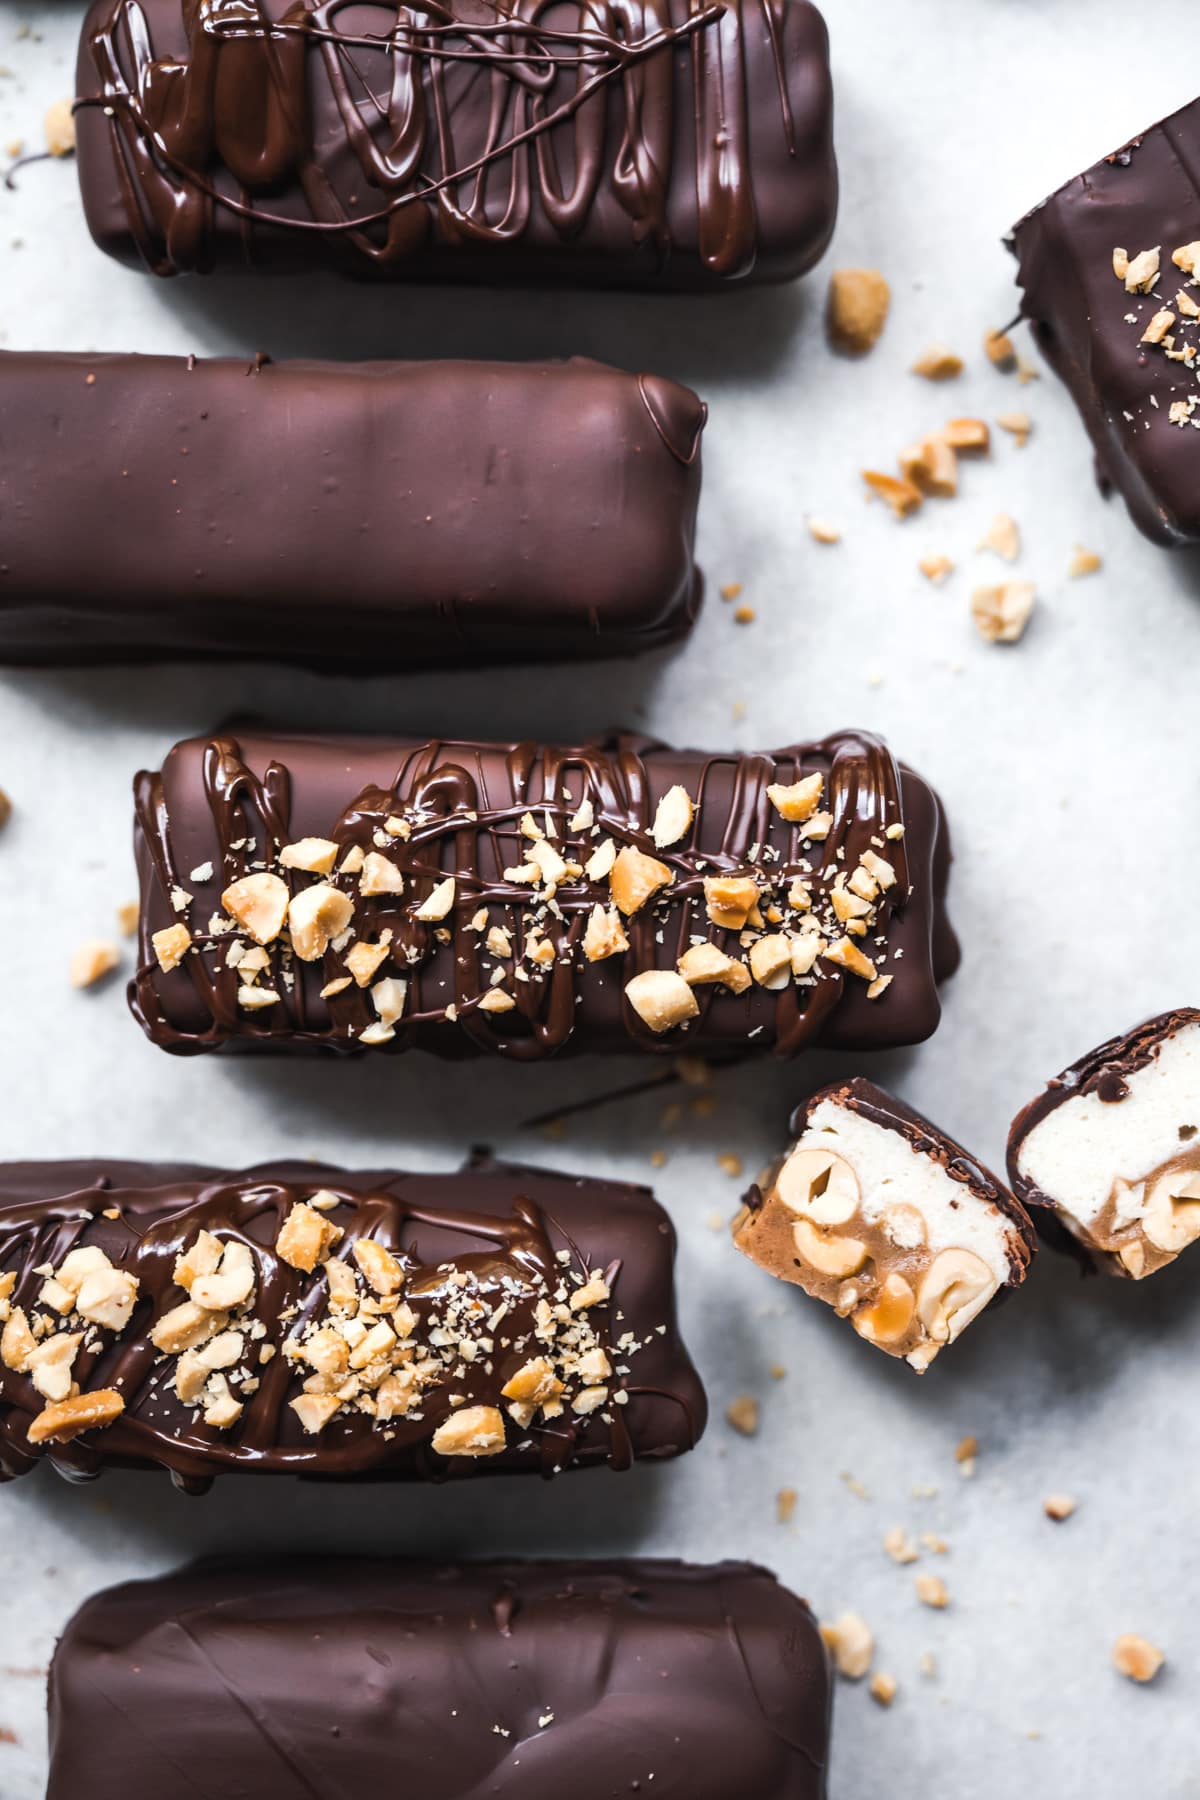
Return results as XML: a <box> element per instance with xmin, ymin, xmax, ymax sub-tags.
<box><xmin>48</xmin><ymin>1559</ymin><xmax>831</xmax><ymax>1799</ymax></box>
<box><xmin>75</xmin><ymin>0</ymin><xmax>837</xmax><ymax>290</ymax></box>
<box><xmin>1007</xmin><ymin>1009</ymin><xmax>1200</xmax><ymax>1279</ymax></box>
<box><xmin>0</xmin><ymin>352</ymin><xmax>705</xmax><ymax>667</ymax></box>
<box><xmin>0</xmin><ymin>1155</ymin><xmax>705</xmax><ymax>1489</ymax></box>
<box><xmin>1011</xmin><ymin>98</ymin><xmax>1200</xmax><ymax>544</ymax></box>
<box><xmin>734</xmin><ymin>1079</ymin><xmax>1035</xmax><ymax>1370</ymax></box>
<box><xmin>131</xmin><ymin>728</ymin><xmax>958</xmax><ymax>1059</ymax></box>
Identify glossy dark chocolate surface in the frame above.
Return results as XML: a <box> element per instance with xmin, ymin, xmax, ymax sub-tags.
<box><xmin>48</xmin><ymin>1558</ymin><xmax>831</xmax><ymax>1799</ymax></box>
<box><xmin>131</xmin><ymin>728</ymin><xmax>958</xmax><ymax>1060</ymax></box>
<box><xmin>1011</xmin><ymin>99</ymin><xmax>1200</xmax><ymax>544</ymax></box>
<box><xmin>0</xmin><ymin>352</ymin><xmax>704</xmax><ymax>666</ymax></box>
<box><xmin>0</xmin><ymin>1154</ymin><xmax>705</xmax><ymax>1489</ymax></box>
<box><xmin>75</xmin><ymin>0</ymin><xmax>837</xmax><ymax>289</ymax></box>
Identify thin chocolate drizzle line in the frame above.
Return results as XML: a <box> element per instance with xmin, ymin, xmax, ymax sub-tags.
<box><xmin>0</xmin><ymin>1173</ymin><xmax>696</xmax><ymax>1485</ymax></box>
<box><xmin>133</xmin><ymin>729</ymin><xmax>910</xmax><ymax>1059</ymax></box>
<box><xmin>81</xmin><ymin>0</ymin><xmax>787</xmax><ymax>274</ymax></box>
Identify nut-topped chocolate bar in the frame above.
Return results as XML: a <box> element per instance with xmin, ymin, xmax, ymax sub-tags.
<box><xmin>1011</xmin><ymin>96</ymin><xmax>1200</xmax><ymax>543</ymax></box>
<box><xmin>0</xmin><ymin>1156</ymin><xmax>705</xmax><ymax>1489</ymax></box>
<box><xmin>131</xmin><ymin>729</ymin><xmax>958</xmax><ymax>1059</ymax></box>
<box><xmin>76</xmin><ymin>0</ymin><xmax>838</xmax><ymax>289</ymax></box>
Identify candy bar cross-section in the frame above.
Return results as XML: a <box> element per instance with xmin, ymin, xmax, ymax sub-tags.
<box><xmin>734</xmin><ymin>1080</ymin><xmax>1035</xmax><ymax>1370</ymax></box>
<box><xmin>76</xmin><ymin>0</ymin><xmax>837</xmax><ymax>289</ymax></box>
<box><xmin>1011</xmin><ymin>96</ymin><xmax>1200</xmax><ymax>544</ymax></box>
<box><xmin>0</xmin><ymin>352</ymin><xmax>705</xmax><ymax>667</ymax></box>
<box><xmin>131</xmin><ymin>729</ymin><xmax>958</xmax><ymax>1060</ymax></box>
<box><xmin>48</xmin><ymin>1559</ymin><xmax>832</xmax><ymax>1799</ymax></box>
<box><xmin>0</xmin><ymin>1156</ymin><xmax>705</xmax><ymax>1489</ymax></box>
<box><xmin>1007</xmin><ymin>1009</ymin><xmax>1200</xmax><ymax>1279</ymax></box>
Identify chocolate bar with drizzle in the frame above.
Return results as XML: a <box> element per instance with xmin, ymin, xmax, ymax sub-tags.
<box><xmin>75</xmin><ymin>0</ymin><xmax>837</xmax><ymax>288</ymax></box>
<box><xmin>130</xmin><ymin>729</ymin><xmax>959</xmax><ymax>1059</ymax></box>
<box><xmin>0</xmin><ymin>1154</ymin><xmax>705</xmax><ymax>1490</ymax></box>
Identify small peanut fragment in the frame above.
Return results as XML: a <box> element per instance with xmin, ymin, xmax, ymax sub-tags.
<box><xmin>431</xmin><ymin>1404</ymin><xmax>507</xmax><ymax>1458</ymax></box>
<box><xmin>1113</xmin><ymin>1634</ymin><xmax>1163</xmax><ymax>1683</ymax></box>
<box><xmin>151</xmin><ymin>923</ymin><xmax>192</xmax><ymax>972</ymax></box>
<box><xmin>624</xmin><ymin>969</ymin><xmax>699</xmax><ymax>1034</ymax></box>
<box><xmin>820</xmin><ymin>1612</ymin><xmax>873</xmax><ymax>1679</ymax></box>
<box><xmin>726</xmin><ymin>1394</ymin><xmax>759</xmax><ymax>1437</ymax></box>
<box><xmin>222</xmin><ymin>872</ymin><xmax>289</xmax><ymax>945</ymax></box>
<box><xmin>288</xmin><ymin>883</ymin><xmax>355</xmax><ymax>961</ymax></box>
<box><xmin>609</xmin><ymin>846</ymin><xmax>673</xmax><ymax>916</ymax></box>
<box><xmin>863</xmin><ymin>470</ymin><xmax>923</xmax><ymax>518</ymax></box>
<box><xmin>276</xmin><ymin>1202</ymin><xmax>342</xmax><ymax>1274</ymax></box>
<box><xmin>972</xmin><ymin>582</ymin><xmax>1035</xmax><ymax>645</ymax></box>
<box><xmin>27</xmin><ymin>1387</ymin><xmax>124</xmax><ymax>1445</ymax></box>
<box><xmin>911</xmin><ymin>345</ymin><xmax>964</xmax><ymax>381</ymax></box>
<box><xmin>766</xmin><ymin>774</ymin><xmax>823</xmax><ymax>823</ymax></box>
<box><xmin>651</xmin><ymin>785</ymin><xmax>694</xmax><ymax>850</ymax></box>
<box><xmin>70</xmin><ymin>940</ymin><xmax>120</xmax><ymax>989</ymax></box>
<box><xmin>279</xmin><ymin>838</ymin><xmax>339</xmax><ymax>875</ymax></box>
<box><xmin>582</xmin><ymin>905</ymin><xmax>629</xmax><ymax>963</ymax></box>
<box><xmin>826</xmin><ymin>268</ymin><xmax>891</xmax><ymax>354</ymax></box>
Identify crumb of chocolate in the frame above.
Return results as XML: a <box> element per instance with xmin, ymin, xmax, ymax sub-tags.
<box><xmin>984</xmin><ymin>328</ymin><xmax>1017</xmax><ymax>369</ymax></box>
<box><xmin>972</xmin><ymin>581</ymin><xmax>1035</xmax><ymax>645</ymax></box>
<box><xmin>1113</xmin><ymin>1634</ymin><xmax>1164</xmax><ymax>1683</ymax></box>
<box><xmin>820</xmin><ymin>1612</ymin><xmax>873</xmax><ymax>1679</ymax></box>
<box><xmin>69</xmin><ymin>940</ymin><xmax>120</xmax><ymax>990</ymax></box>
<box><xmin>726</xmin><ymin>1394</ymin><xmax>759</xmax><ymax>1436</ymax></box>
<box><xmin>1068</xmin><ymin>545</ymin><xmax>1101</xmax><ymax>578</ymax></box>
<box><xmin>870</xmin><ymin>1672</ymin><xmax>898</xmax><ymax>1707</ymax></box>
<box><xmin>777</xmin><ymin>1486</ymin><xmax>798</xmax><ymax>1524</ymax></box>
<box><xmin>808</xmin><ymin>517</ymin><xmax>842</xmax><ymax>544</ymax></box>
<box><xmin>827</xmin><ymin>268</ymin><xmax>891</xmax><ymax>354</ymax></box>
<box><xmin>863</xmin><ymin>469</ymin><xmax>923</xmax><ymax>518</ymax></box>
<box><xmin>918</xmin><ymin>553</ymin><xmax>955</xmax><ymax>585</ymax></box>
<box><xmin>1044</xmin><ymin>1493</ymin><xmax>1077</xmax><ymax>1522</ymax></box>
<box><xmin>44</xmin><ymin>99</ymin><xmax>76</xmax><ymax>158</ymax></box>
<box><xmin>978</xmin><ymin>513</ymin><xmax>1020</xmax><ymax>561</ymax></box>
<box><xmin>915</xmin><ymin>1574</ymin><xmax>948</xmax><ymax>1610</ymax></box>
<box><xmin>720</xmin><ymin>582</ymin><xmax>743</xmax><ymax>601</ymax></box>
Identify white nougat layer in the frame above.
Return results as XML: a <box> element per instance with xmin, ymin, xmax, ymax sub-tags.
<box><xmin>1016</xmin><ymin>1022</ymin><xmax>1200</xmax><ymax>1229</ymax></box>
<box><xmin>800</xmin><ymin>1099</ymin><xmax>1016</xmax><ymax>1286</ymax></box>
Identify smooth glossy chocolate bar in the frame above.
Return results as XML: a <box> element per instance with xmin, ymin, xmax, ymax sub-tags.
<box><xmin>130</xmin><ymin>728</ymin><xmax>959</xmax><ymax>1060</ymax></box>
<box><xmin>75</xmin><ymin>0</ymin><xmax>837</xmax><ymax>289</ymax></box>
<box><xmin>1007</xmin><ymin>1009</ymin><xmax>1200</xmax><ymax>1279</ymax></box>
<box><xmin>735</xmin><ymin>1079</ymin><xmax>1035</xmax><ymax>1370</ymax></box>
<box><xmin>48</xmin><ymin>1559</ymin><xmax>831</xmax><ymax>1799</ymax></box>
<box><xmin>0</xmin><ymin>352</ymin><xmax>705</xmax><ymax>666</ymax></box>
<box><xmin>1011</xmin><ymin>98</ymin><xmax>1200</xmax><ymax>543</ymax></box>
<box><xmin>0</xmin><ymin>1154</ymin><xmax>705</xmax><ymax>1489</ymax></box>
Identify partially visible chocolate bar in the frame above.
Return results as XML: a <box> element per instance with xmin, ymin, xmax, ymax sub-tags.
<box><xmin>48</xmin><ymin>1559</ymin><xmax>832</xmax><ymax>1799</ymax></box>
<box><xmin>1007</xmin><ymin>1009</ymin><xmax>1200</xmax><ymax>1279</ymax></box>
<box><xmin>734</xmin><ymin>1079</ymin><xmax>1035</xmax><ymax>1370</ymax></box>
<box><xmin>1011</xmin><ymin>98</ymin><xmax>1200</xmax><ymax>543</ymax></box>
<box><xmin>0</xmin><ymin>1155</ymin><xmax>705</xmax><ymax>1489</ymax></box>
<box><xmin>0</xmin><ymin>352</ymin><xmax>705</xmax><ymax>666</ymax></box>
<box><xmin>75</xmin><ymin>0</ymin><xmax>837</xmax><ymax>290</ymax></box>
<box><xmin>130</xmin><ymin>728</ymin><xmax>959</xmax><ymax>1060</ymax></box>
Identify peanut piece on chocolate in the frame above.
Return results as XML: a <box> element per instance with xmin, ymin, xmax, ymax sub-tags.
<box><xmin>624</xmin><ymin>970</ymin><xmax>699</xmax><ymax>1033</ymax></box>
<box><xmin>288</xmin><ymin>883</ymin><xmax>355</xmax><ymax>960</ymax></box>
<box><xmin>431</xmin><ymin>1404</ymin><xmax>507</xmax><ymax>1458</ymax></box>
<box><xmin>222</xmin><ymin>872</ymin><xmax>289</xmax><ymax>945</ymax></box>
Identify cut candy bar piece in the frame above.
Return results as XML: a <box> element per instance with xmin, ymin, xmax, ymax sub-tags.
<box><xmin>1010</xmin><ymin>96</ymin><xmax>1200</xmax><ymax>544</ymax></box>
<box><xmin>1007</xmin><ymin>1008</ymin><xmax>1200</xmax><ymax>1279</ymax></box>
<box><xmin>734</xmin><ymin>1078</ymin><xmax>1035</xmax><ymax>1370</ymax></box>
<box><xmin>0</xmin><ymin>1155</ymin><xmax>705</xmax><ymax>1490</ymax></box>
<box><xmin>47</xmin><ymin>1559</ymin><xmax>832</xmax><ymax>1800</ymax></box>
<box><xmin>130</xmin><ymin>728</ymin><xmax>959</xmax><ymax>1061</ymax></box>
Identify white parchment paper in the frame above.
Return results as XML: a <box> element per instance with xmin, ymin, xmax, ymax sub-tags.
<box><xmin>1</xmin><ymin>1</ymin><xmax>1199</xmax><ymax>1793</ymax></box>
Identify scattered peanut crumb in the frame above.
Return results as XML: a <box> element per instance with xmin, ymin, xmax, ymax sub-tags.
<box><xmin>827</xmin><ymin>268</ymin><xmax>891</xmax><ymax>354</ymax></box>
<box><xmin>769</xmin><ymin>1363</ymin><xmax>786</xmax><ymax>1381</ymax></box>
<box><xmin>1068</xmin><ymin>545</ymin><xmax>1101</xmax><ymax>579</ymax></box>
<box><xmin>5</xmin><ymin>138</ymin><xmax>23</xmax><ymax>160</ymax></box>
<box><xmin>972</xmin><ymin>581</ymin><xmax>1035</xmax><ymax>645</ymax></box>
<box><xmin>978</xmin><ymin>513</ymin><xmax>1020</xmax><ymax>561</ymax></box>
<box><xmin>984</xmin><ymin>328</ymin><xmax>1017</xmax><ymax>370</ymax></box>
<box><xmin>116</xmin><ymin>901</ymin><xmax>139</xmax><ymax>936</ymax></box>
<box><xmin>841</xmin><ymin>1471</ymin><xmax>870</xmax><ymax>1501</ymax></box>
<box><xmin>733</xmin><ymin>605</ymin><xmax>756</xmax><ymax>624</ymax></box>
<box><xmin>716</xmin><ymin>1153</ymin><xmax>743</xmax><ymax>1178</ymax></box>
<box><xmin>918</xmin><ymin>553</ymin><xmax>955</xmax><ymax>585</ymax></box>
<box><xmin>954</xmin><ymin>1434</ymin><xmax>978</xmax><ymax>1464</ymax></box>
<box><xmin>1113</xmin><ymin>1635</ymin><xmax>1164</xmax><ymax>1684</ymax></box>
<box><xmin>726</xmin><ymin>1394</ymin><xmax>759</xmax><ymax>1437</ymax></box>
<box><xmin>1016</xmin><ymin>356</ymin><xmax>1040</xmax><ymax>386</ymax></box>
<box><xmin>808</xmin><ymin>517</ymin><xmax>842</xmax><ymax>544</ymax></box>
<box><xmin>777</xmin><ymin>1486</ymin><xmax>798</xmax><ymax>1524</ymax></box>
<box><xmin>915</xmin><ymin>1574</ymin><xmax>949</xmax><ymax>1610</ymax></box>
<box><xmin>863</xmin><ymin>469</ymin><xmax>923</xmax><ymax>518</ymax></box>
<box><xmin>911</xmin><ymin>345</ymin><xmax>964</xmax><ymax>381</ymax></box>
<box><xmin>1044</xmin><ymin>1493</ymin><xmax>1077</xmax><ymax>1522</ymax></box>
<box><xmin>69</xmin><ymin>940</ymin><xmax>120</xmax><ymax>990</ymax></box>
<box><xmin>870</xmin><ymin>1672</ymin><xmax>898</xmax><ymax>1707</ymax></box>
<box><xmin>884</xmin><ymin>1527</ymin><xmax>919</xmax><ymax>1565</ymax></box>
<box><xmin>820</xmin><ymin>1612</ymin><xmax>874</xmax><ymax>1680</ymax></box>
<box><xmin>649</xmin><ymin>1149</ymin><xmax>667</xmax><ymax>1169</ymax></box>
<box><xmin>44</xmin><ymin>99</ymin><xmax>76</xmax><ymax>159</ymax></box>
<box><xmin>944</xmin><ymin>417</ymin><xmax>991</xmax><ymax>452</ymax></box>
<box><xmin>705</xmin><ymin>1209</ymin><xmax>724</xmax><ymax>1231</ymax></box>
<box><xmin>919</xmin><ymin>1651</ymin><xmax>938</xmax><ymax>1680</ymax></box>
<box><xmin>720</xmin><ymin>582</ymin><xmax>743</xmax><ymax>602</ymax></box>
<box><xmin>997</xmin><ymin>410</ymin><xmax>1032</xmax><ymax>446</ymax></box>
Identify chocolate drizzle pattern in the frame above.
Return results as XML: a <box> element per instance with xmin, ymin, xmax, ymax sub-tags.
<box><xmin>130</xmin><ymin>728</ymin><xmax>957</xmax><ymax>1059</ymax></box>
<box><xmin>76</xmin><ymin>0</ymin><xmax>837</xmax><ymax>284</ymax></box>
<box><xmin>0</xmin><ymin>1157</ymin><xmax>706</xmax><ymax>1490</ymax></box>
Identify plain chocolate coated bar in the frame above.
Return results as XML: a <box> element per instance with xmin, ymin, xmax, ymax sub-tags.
<box><xmin>0</xmin><ymin>1155</ymin><xmax>706</xmax><ymax>1490</ymax></box>
<box><xmin>0</xmin><ymin>352</ymin><xmax>705</xmax><ymax>666</ymax></box>
<box><xmin>75</xmin><ymin>0</ymin><xmax>837</xmax><ymax>289</ymax></box>
<box><xmin>130</xmin><ymin>728</ymin><xmax>959</xmax><ymax>1060</ymax></box>
<box><xmin>47</xmin><ymin>1559</ymin><xmax>832</xmax><ymax>1799</ymax></box>
<box><xmin>1010</xmin><ymin>97</ymin><xmax>1200</xmax><ymax>544</ymax></box>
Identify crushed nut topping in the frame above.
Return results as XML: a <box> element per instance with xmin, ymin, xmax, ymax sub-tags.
<box><xmin>827</xmin><ymin>268</ymin><xmax>891</xmax><ymax>354</ymax></box>
<box><xmin>820</xmin><ymin>1612</ymin><xmax>873</xmax><ymax>1679</ymax></box>
<box><xmin>1113</xmin><ymin>1634</ymin><xmax>1164</xmax><ymax>1683</ymax></box>
<box><xmin>972</xmin><ymin>581</ymin><xmax>1036</xmax><ymax>644</ymax></box>
<box><xmin>911</xmin><ymin>345</ymin><xmax>964</xmax><ymax>381</ymax></box>
<box><xmin>70</xmin><ymin>940</ymin><xmax>120</xmax><ymax>990</ymax></box>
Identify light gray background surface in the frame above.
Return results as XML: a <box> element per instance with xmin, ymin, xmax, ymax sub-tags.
<box><xmin>1</xmin><ymin>1</ymin><xmax>1199</xmax><ymax>1793</ymax></box>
